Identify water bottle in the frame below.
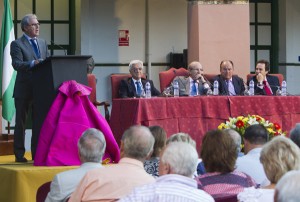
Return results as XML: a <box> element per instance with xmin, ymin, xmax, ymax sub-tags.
<box><xmin>145</xmin><ymin>82</ymin><xmax>151</xmax><ymax>98</ymax></box>
<box><xmin>213</xmin><ymin>80</ymin><xmax>219</xmax><ymax>95</ymax></box>
<box><xmin>249</xmin><ymin>80</ymin><xmax>255</xmax><ymax>96</ymax></box>
<box><xmin>281</xmin><ymin>80</ymin><xmax>287</xmax><ymax>96</ymax></box>
<box><xmin>173</xmin><ymin>80</ymin><xmax>179</xmax><ymax>97</ymax></box>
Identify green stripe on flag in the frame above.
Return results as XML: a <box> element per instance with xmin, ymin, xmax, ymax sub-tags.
<box><xmin>0</xmin><ymin>0</ymin><xmax>16</xmax><ymax>122</ymax></box>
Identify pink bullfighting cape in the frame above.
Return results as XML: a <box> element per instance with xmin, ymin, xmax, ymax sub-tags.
<box><xmin>34</xmin><ymin>80</ymin><xmax>120</xmax><ymax>166</ymax></box>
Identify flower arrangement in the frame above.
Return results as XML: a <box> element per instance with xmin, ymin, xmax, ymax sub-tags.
<box><xmin>218</xmin><ymin>114</ymin><xmax>285</xmax><ymax>139</ymax></box>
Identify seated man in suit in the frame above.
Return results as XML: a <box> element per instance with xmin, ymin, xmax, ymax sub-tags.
<box><xmin>119</xmin><ymin>60</ymin><xmax>161</xmax><ymax>98</ymax></box>
<box><xmin>172</xmin><ymin>61</ymin><xmax>210</xmax><ymax>96</ymax></box>
<box><xmin>214</xmin><ymin>60</ymin><xmax>245</xmax><ymax>95</ymax></box>
<box><xmin>249</xmin><ymin>59</ymin><xmax>280</xmax><ymax>95</ymax></box>
<box><xmin>45</xmin><ymin>128</ymin><xmax>106</xmax><ymax>202</ymax></box>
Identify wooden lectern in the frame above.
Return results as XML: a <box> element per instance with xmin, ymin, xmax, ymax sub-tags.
<box><xmin>31</xmin><ymin>55</ymin><xmax>91</xmax><ymax>157</ymax></box>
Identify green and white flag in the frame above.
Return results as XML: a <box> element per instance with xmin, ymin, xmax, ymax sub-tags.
<box><xmin>0</xmin><ymin>0</ymin><xmax>16</xmax><ymax>122</ymax></box>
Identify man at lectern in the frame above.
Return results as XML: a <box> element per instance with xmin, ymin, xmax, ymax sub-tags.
<box><xmin>10</xmin><ymin>14</ymin><xmax>49</xmax><ymax>162</ymax></box>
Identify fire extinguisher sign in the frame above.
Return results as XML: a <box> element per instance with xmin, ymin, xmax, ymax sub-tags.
<box><xmin>119</xmin><ymin>30</ymin><xmax>129</xmax><ymax>46</ymax></box>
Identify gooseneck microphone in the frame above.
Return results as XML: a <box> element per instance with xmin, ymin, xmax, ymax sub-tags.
<box><xmin>50</xmin><ymin>40</ymin><xmax>67</xmax><ymax>55</ymax></box>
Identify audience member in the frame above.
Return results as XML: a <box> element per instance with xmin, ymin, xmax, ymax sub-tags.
<box><xmin>238</xmin><ymin>136</ymin><xmax>300</xmax><ymax>202</ymax></box>
<box><xmin>235</xmin><ymin>124</ymin><xmax>269</xmax><ymax>187</ymax></box>
<box><xmin>196</xmin><ymin>130</ymin><xmax>255</xmax><ymax>199</ymax></box>
<box><xmin>69</xmin><ymin>125</ymin><xmax>155</xmax><ymax>202</ymax></box>
<box><xmin>87</xmin><ymin>57</ymin><xmax>95</xmax><ymax>74</ymax></box>
<box><xmin>274</xmin><ymin>170</ymin><xmax>300</xmax><ymax>202</ymax></box>
<box><xmin>45</xmin><ymin>128</ymin><xmax>106</xmax><ymax>202</ymax></box>
<box><xmin>213</xmin><ymin>60</ymin><xmax>245</xmax><ymax>95</ymax></box>
<box><xmin>144</xmin><ymin>125</ymin><xmax>167</xmax><ymax>177</ymax></box>
<box><xmin>197</xmin><ymin>128</ymin><xmax>243</xmax><ymax>175</ymax></box>
<box><xmin>289</xmin><ymin>123</ymin><xmax>300</xmax><ymax>148</ymax></box>
<box><xmin>249</xmin><ymin>59</ymin><xmax>280</xmax><ymax>95</ymax></box>
<box><xmin>171</xmin><ymin>61</ymin><xmax>210</xmax><ymax>96</ymax></box>
<box><xmin>225</xmin><ymin>129</ymin><xmax>244</xmax><ymax>157</ymax></box>
<box><xmin>119</xmin><ymin>60</ymin><xmax>160</xmax><ymax>98</ymax></box>
<box><xmin>120</xmin><ymin>142</ymin><xmax>214</xmax><ymax>202</ymax></box>
<box><xmin>166</xmin><ymin>132</ymin><xmax>200</xmax><ymax>177</ymax></box>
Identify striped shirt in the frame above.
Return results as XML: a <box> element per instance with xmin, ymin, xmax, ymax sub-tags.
<box><xmin>119</xmin><ymin>174</ymin><xmax>214</xmax><ymax>202</ymax></box>
<box><xmin>196</xmin><ymin>170</ymin><xmax>256</xmax><ymax>198</ymax></box>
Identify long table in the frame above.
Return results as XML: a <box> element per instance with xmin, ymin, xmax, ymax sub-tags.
<box><xmin>110</xmin><ymin>96</ymin><xmax>300</xmax><ymax>149</ymax></box>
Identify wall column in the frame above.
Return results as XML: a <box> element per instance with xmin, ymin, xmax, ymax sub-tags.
<box><xmin>187</xmin><ymin>0</ymin><xmax>250</xmax><ymax>80</ymax></box>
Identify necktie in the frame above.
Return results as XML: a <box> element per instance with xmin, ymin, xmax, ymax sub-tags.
<box><xmin>263</xmin><ymin>80</ymin><xmax>272</xmax><ymax>95</ymax></box>
<box><xmin>227</xmin><ymin>80</ymin><xmax>236</xmax><ymax>95</ymax></box>
<box><xmin>191</xmin><ymin>80</ymin><xmax>197</xmax><ymax>96</ymax></box>
<box><xmin>136</xmin><ymin>81</ymin><xmax>142</xmax><ymax>96</ymax></box>
<box><xmin>30</xmin><ymin>38</ymin><xmax>40</xmax><ymax>58</ymax></box>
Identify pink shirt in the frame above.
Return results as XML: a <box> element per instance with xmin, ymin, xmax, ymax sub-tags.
<box><xmin>69</xmin><ymin>158</ymin><xmax>155</xmax><ymax>202</ymax></box>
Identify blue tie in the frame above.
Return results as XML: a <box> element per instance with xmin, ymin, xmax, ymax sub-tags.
<box><xmin>191</xmin><ymin>80</ymin><xmax>197</xmax><ymax>96</ymax></box>
<box><xmin>136</xmin><ymin>81</ymin><xmax>142</xmax><ymax>96</ymax></box>
<box><xmin>30</xmin><ymin>38</ymin><xmax>40</xmax><ymax>58</ymax></box>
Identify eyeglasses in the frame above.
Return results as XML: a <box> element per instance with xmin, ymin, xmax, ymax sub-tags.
<box><xmin>28</xmin><ymin>23</ymin><xmax>40</xmax><ymax>27</ymax></box>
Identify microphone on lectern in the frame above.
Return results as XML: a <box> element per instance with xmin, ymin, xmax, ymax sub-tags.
<box><xmin>50</xmin><ymin>40</ymin><xmax>67</xmax><ymax>55</ymax></box>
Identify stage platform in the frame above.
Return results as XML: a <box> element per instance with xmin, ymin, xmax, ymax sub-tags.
<box><xmin>0</xmin><ymin>153</ymin><xmax>78</xmax><ymax>202</ymax></box>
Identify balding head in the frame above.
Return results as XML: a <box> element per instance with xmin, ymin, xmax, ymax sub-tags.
<box><xmin>121</xmin><ymin>125</ymin><xmax>155</xmax><ymax>162</ymax></box>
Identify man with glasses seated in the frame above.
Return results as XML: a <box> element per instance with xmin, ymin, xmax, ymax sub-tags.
<box><xmin>119</xmin><ymin>59</ymin><xmax>160</xmax><ymax>98</ymax></box>
<box><xmin>171</xmin><ymin>61</ymin><xmax>210</xmax><ymax>96</ymax></box>
<box><xmin>213</xmin><ymin>60</ymin><xmax>245</xmax><ymax>95</ymax></box>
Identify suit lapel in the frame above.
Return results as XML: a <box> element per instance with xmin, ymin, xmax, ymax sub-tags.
<box><xmin>21</xmin><ymin>36</ymin><xmax>38</xmax><ymax>59</ymax></box>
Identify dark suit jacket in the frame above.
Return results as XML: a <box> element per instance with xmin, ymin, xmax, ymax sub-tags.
<box><xmin>213</xmin><ymin>75</ymin><xmax>245</xmax><ymax>95</ymax></box>
<box><xmin>10</xmin><ymin>35</ymin><xmax>49</xmax><ymax>98</ymax></box>
<box><xmin>249</xmin><ymin>74</ymin><xmax>280</xmax><ymax>95</ymax></box>
<box><xmin>119</xmin><ymin>77</ymin><xmax>161</xmax><ymax>98</ymax></box>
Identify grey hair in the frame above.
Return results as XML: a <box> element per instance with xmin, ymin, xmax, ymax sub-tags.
<box><xmin>290</xmin><ymin>123</ymin><xmax>300</xmax><ymax>148</ymax></box>
<box><xmin>122</xmin><ymin>125</ymin><xmax>154</xmax><ymax>161</ymax></box>
<box><xmin>224</xmin><ymin>129</ymin><xmax>242</xmax><ymax>154</ymax></box>
<box><xmin>275</xmin><ymin>170</ymin><xmax>300</xmax><ymax>202</ymax></box>
<box><xmin>78</xmin><ymin>128</ymin><xmax>106</xmax><ymax>163</ymax></box>
<box><xmin>166</xmin><ymin>132</ymin><xmax>196</xmax><ymax>149</ymax></box>
<box><xmin>161</xmin><ymin>142</ymin><xmax>198</xmax><ymax>177</ymax></box>
<box><xmin>21</xmin><ymin>14</ymin><xmax>37</xmax><ymax>31</ymax></box>
<box><xmin>129</xmin><ymin>60</ymin><xmax>143</xmax><ymax>71</ymax></box>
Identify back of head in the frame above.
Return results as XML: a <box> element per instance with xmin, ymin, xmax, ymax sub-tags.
<box><xmin>260</xmin><ymin>136</ymin><xmax>300</xmax><ymax>183</ymax></box>
<box><xmin>121</xmin><ymin>125</ymin><xmax>155</xmax><ymax>161</ymax></box>
<box><xmin>149</xmin><ymin>126</ymin><xmax>167</xmax><ymax>157</ymax></box>
<box><xmin>244</xmin><ymin>124</ymin><xmax>268</xmax><ymax>145</ymax></box>
<box><xmin>275</xmin><ymin>170</ymin><xmax>300</xmax><ymax>202</ymax></box>
<box><xmin>160</xmin><ymin>142</ymin><xmax>198</xmax><ymax>177</ymax></box>
<box><xmin>201</xmin><ymin>130</ymin><xmax>237</xmax><ymax>173</ymax></box>
<box><xmin>78</xmin><ymin>128</ymin><xmax>106</xmax><ymax>163</ymax></box>
<box><xmin>224</xmin><ymin>128</ymin><xmax>242</xmax><ymax>154</ymax></box>
<box><xmin>166</xmin><ymin>132</ymin><xmax>196</xmax><ymax>148</ymax></box>
<box><xmin>290</xmin><ymin>123</ymin><xmax>300</xmax><ymax>148</ymax></box>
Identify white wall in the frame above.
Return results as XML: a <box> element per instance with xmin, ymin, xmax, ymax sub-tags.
<box><xmin>79</xmin><ymin>0</ymin><xmax>188</xmax><ymax>105</ymax></box>
<box><xmin>279</xmin><ymin>0</ymin><xmax>300</xmax><ymax>95</ymax></box>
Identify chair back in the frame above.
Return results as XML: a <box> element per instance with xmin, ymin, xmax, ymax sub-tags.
<box><xmin>159</xmin><ymin>67</ymin><xmax>189</xmax><ymax>92</ymax></box>
<box><xmin>203</xmin><ymin>74</ymin><xmax>218</xmax><ymax>86</ymax></box>
<box><xmin>110</xmin><ymin>73</ymin><xmax>133</xmax><ymax>99</ymax></box>
<box><xmin>36</xmin><ymin>181</ymin><xmax>51</xmax><ymax>202</ymax></box>
<box><xmin>247</xmin><ymin>73</ymin><xmax>284</xmax><ymax>85</ymax></box>
<box><xmin>87</xmin><ymin>74</ymin><xmax>97</xmax><ymax>103</ymax></box>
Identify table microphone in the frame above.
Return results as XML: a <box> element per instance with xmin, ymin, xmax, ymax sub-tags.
<box><xmin>50</xmin><ymin>40</ymin><xmax>67</xmax><ymax>55</ymax></box>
